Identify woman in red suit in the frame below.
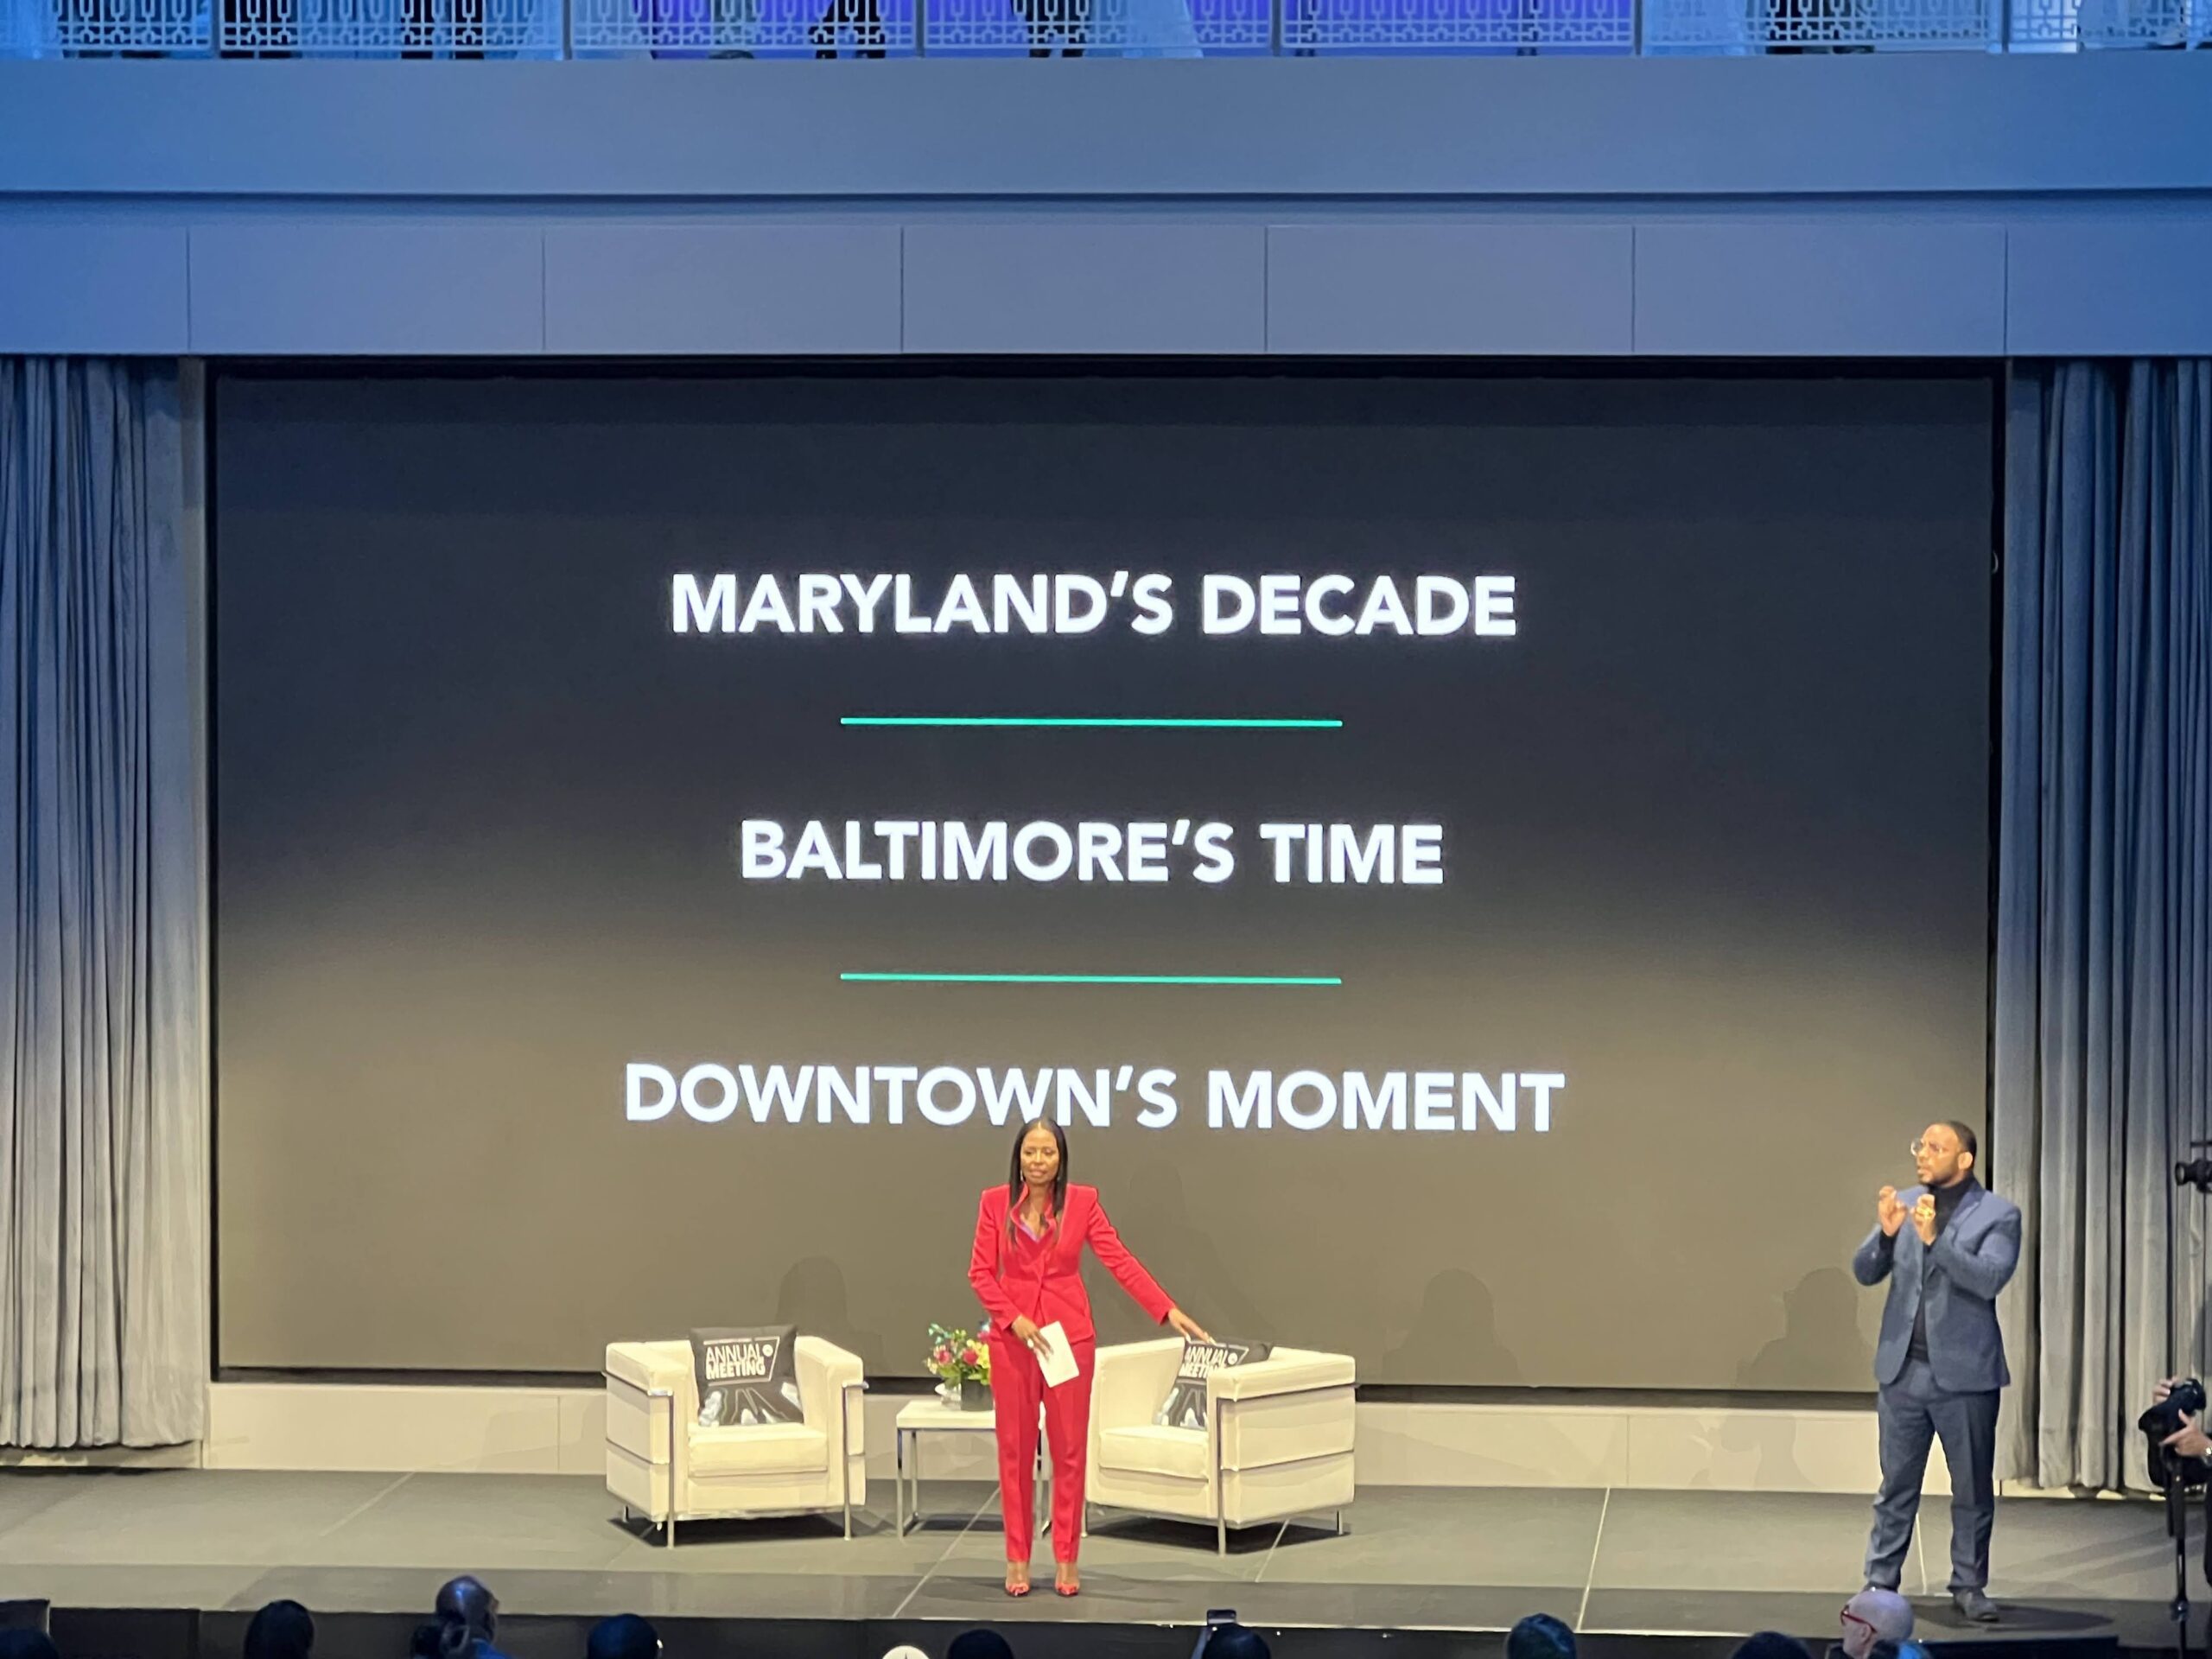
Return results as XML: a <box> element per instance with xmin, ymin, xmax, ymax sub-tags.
<box><xmin>969</xmin><ymin>1116</ymin><xmax>1209</xmax><ymax>1599</ymax></box>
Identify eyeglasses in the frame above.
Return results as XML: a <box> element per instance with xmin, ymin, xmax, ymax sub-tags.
<box><xmin>1910</xmin><ymin>1139</ymin><xmax>1957</xmax><ymax>1157</ymax></box>
<box><xmin>1840</xmin><ymin>1609</ymin><xmax>1875</xmax><ymax>1630</ymax></box>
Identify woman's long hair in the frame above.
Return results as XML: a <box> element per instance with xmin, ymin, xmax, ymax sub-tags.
<box><xmin>1006</xmin><ymin>1116</ymin><xmax>1069</xmax><ymax>1241</ymax></box>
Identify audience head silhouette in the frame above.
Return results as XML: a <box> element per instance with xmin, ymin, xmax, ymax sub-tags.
<box><xmin>587</xmin><ymin>1615</ymin><xmax>658</xmax><ymax>1659</ymax></box>
<box><xmin>245</xmin><ymin>1600</ymin><xmax>315</xmax><ymax>1659</ymax></box>
<box><xmin>414</xmin><ymin>1576</ymin><xmax>501</xmax><ymax>1659</ymax></box>
<box><xmin>435</xmin><ymin>1578</ymin><xmax>497</xmax><ymax>1634</ymax></box>
<box><xmin>946</xmin><ymin>1631</ymin><xmax>1015</xmax><ymax>1659</ymax></box>
<box><xmin>1839</xmin><ymin>1589</ymin><xmax>1912</xmax><ymax>1659</ymax></box>
<box><xmin>1732</xmin><ymin>1634</ymin><xmax>1814</xmax><ymax>1659</ymax></box>
<box><xmin>1505</xmin><ymin>1614</ymin><xmax>1574</xmax><ymax>1659</ymax></box>
<box><xmin>0</xmin><ymin>1632</ymin><xmax>60</xmax><ymax>1659</ymax></box>
<box><xmin>1207</xmin><ymin>1624</ymin><xmax>1271</xmax><ymax>1659</ymax></box>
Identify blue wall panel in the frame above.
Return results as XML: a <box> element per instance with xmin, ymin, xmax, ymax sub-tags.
<box><xmin>3</xmin><ymin>57</ymin><xmax>2209</xmax><ymax>200</ymax></box>
<box><xmin>1634</xmin><ymin>221</ymin><xmax>2007</xmax><ymax>357</ymax></box>
<box><xmin>1267</xmin><ymin>224</ymin><xmax>1634</xmax><ymax>356</ymax></box>
<box><xmin>2007</xmin><ymin>221</ymin><xmax>2212</xmax><ymax>358</ymax></box>
<box><xmin>188</xmin><ymin>223</ymin><xmax>545</xmax><ymax>355</ymax></box>
<box><xmin>902</xmin><ymin>222</ymin><xmax>1267</xmax><ymax>354</ymax></box>
<box><xmin>543</xmin><ymin>225</ymin><xmax>903</xmax><ymax>354</ymax></box>
<box><xmin>0</xmin><ymin>224</ymin><xmax>189</xmax><ymax>355</ymax></box>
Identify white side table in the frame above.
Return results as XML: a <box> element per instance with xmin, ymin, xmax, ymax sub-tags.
<box><xmin>894</xmin><ymin>1397</ymin><xmax>1061</xmax><ymax>1537</ymax></box>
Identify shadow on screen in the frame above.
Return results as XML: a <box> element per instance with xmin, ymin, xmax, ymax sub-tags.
<box><xmin>1105</xmin><ymin>1158</ymin><xmax>1278</xmax><ymax>1344</ymax></box>
<box><xmin>1707</xmin><ymin>1267</ymin><xmax>1876</xmax><ymax>1484</ymax></box>
<box><xmin>1382</xmin><ymin>1268</ymin><xmax>1522</xmax><ymax>1384</ymax></box>
<box><xmin>776</xmin><ymin>1255</ymin><xmax>888</xmax><ymax>1375</ymax></box>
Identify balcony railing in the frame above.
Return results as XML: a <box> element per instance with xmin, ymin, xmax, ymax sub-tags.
<box><xmin>4</xmin><ymin>0</ymin><xmax>2204</xmax><ymax>54</ymax></box>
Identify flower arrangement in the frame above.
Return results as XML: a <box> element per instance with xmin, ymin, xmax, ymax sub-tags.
<box><xmin>928</xmin><ymin>1321</ymin><xmax>992</xmax><ymax>1408</ymax></box>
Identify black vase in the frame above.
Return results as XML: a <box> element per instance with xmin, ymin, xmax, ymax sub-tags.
<box><xmin>959</xmin><ymin>1377</ymin><xmax>991</xmax><ymax>1412</ymax></box>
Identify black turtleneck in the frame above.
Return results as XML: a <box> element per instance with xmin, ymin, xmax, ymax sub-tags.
<box><xmin>1904</xmin><ymin>1175</ymin><xmax>1979</xmax><ymax>1363</ymax></box>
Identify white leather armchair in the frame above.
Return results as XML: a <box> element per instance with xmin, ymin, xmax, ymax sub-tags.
<box><xmin>604</xmin><ymin>1337</ymin><xmax>866</xmax><ymax>1542</ymax></box>
<box><xmin>1086</xmin><ymin>1338</ymin><xmax>1355</xmax><ymax>1554</ymax></box>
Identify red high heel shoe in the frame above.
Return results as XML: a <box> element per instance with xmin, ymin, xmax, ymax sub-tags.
<box><xmin>1054</xmin><ymin>1567</ymin><xmax>1080</xmax><ymax>1598</ymax></box>
<box><xmin>1004</xmin><ymin>1567</ymin><xmax>1032</xmax><ymax>1599</ymax></box>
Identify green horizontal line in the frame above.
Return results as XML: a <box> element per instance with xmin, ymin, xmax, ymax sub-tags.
<box><xmin>841</xmin><ymin>716</ymin><xmax>1342</xmax><ymax>729</ymax></box>
<box><xmin>841</xmin><ymin>972</ymin><xmax>1342</xmax><ymax>987</ymax></box>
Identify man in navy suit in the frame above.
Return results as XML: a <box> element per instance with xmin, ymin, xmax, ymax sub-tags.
<box><xmin>1852</xmin><ymin>1121</ymin><xmax>2020</xmax><ymax>1624</ymax></box>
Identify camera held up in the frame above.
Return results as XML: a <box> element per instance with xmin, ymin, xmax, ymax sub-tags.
<box><xmin>2144</xmin><ymin>1378</ymin><xmax>2212</xmax><ymax>1490</ymax></box>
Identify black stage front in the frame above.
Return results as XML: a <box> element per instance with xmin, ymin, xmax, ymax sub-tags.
<box><xmin>0</xmin><ymin>1473</ymin><xmax>2186</xmax><ymax>1659</ymax></box>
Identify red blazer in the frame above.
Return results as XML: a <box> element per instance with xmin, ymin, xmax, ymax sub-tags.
<box><xmin>969</xmin><ymin>1183</ymin><xmax>1173</xmax><ymax>1345</ymax></box>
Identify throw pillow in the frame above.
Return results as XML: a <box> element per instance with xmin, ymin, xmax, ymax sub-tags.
<box><xmin>1155</xmin><ymin>1338</ymin><xmax>1273</xmax><ymax>1431</ymax></box>
<box><xmin>689</xmin><ymin>1325</ymin><xmax>804</xmax><ymax>1427</ymax></box>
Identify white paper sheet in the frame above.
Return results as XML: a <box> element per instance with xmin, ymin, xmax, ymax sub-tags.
<box><xmin>1035</xmin><ymin>1321</ymin><xmax>1080</xmax><ymax>1389</ymax></box>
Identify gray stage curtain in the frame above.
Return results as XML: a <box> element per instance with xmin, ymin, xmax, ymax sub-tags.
<box><xmin>0</xmin><ymin>359</ymin><xmax>205</xmax><ymax>1448</ymax></box>
<box><xmin>1994</xmin><ymin>360</ymin><xmax>2212</xmax><ymax>1491</ymax></box>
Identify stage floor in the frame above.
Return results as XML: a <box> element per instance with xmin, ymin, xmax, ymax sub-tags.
<box><xmin>0</xmin><ymin>1471</ymin><xmax>2182</xmax><ymax>1647</ymax></box>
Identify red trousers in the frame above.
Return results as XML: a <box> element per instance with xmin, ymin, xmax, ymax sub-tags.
<box><xmin>988</xmin><ymin>1329</ymin><xmax>1095</xmax><ymax>1563</ymax></box>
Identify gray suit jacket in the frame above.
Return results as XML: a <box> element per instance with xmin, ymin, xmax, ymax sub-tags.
<box><xmin>1851</xmin><ymin>1182</ymin><xmax>2021</xmax><ymax>1394</ymax></box>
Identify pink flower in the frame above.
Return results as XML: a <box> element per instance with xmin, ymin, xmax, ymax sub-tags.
<box><xmin>962</xmin><ymin>1346</ymin><xmax>979</xmax><ymax>1366</ymax></box>
<box><xmin>932</xmin><ymin>1346</ymin><xmax>951</xmax><ymax>1365</ymax></box>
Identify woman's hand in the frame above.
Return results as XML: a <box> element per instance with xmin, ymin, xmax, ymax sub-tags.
<box><xmin>1010</xmin><ymin>1315</ymin><xmax>1043</xmax><ymax>1351</ymax></box>
<box><xmin>1166</xmin><ymin>1307</ymin><xmax>1211</xmax><ymax>1343</ymax></box>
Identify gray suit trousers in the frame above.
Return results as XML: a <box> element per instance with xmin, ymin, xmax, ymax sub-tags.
<box><xmin>1865</xmin><ymin>1357</ymin><xmax>1999</xmax><ymax>1592</ymax></box>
